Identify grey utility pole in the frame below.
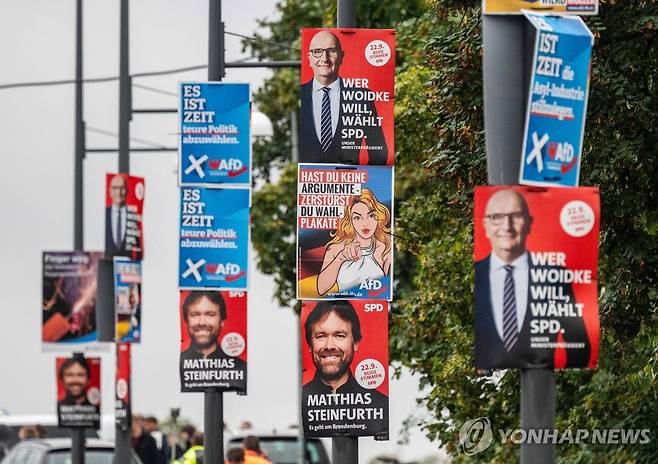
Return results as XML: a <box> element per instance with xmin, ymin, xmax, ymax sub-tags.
<box><xmin>114</xmin><ymin>0</ymin><xmax>133</xmax><ymax>462</ymax></box>
<box><xmin>482</xmin><ymin>15</ymin><xmax>556</xmax><ymax>464</ymax></box>
<box><xmin>204</xmin><ymin>2</ymin><xmax>226</xmax><ymax>464</ymax></box>
<box><xmin>72</xmin><ymin>1</ymin><xmax>86</xmax><ymax>463</ymax></box>
<box><xmin>332</xmin><ymin>1</ymin><xmax>359</xmax><ymax>464</ymax></box>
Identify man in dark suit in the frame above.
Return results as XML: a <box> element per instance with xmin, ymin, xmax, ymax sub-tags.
<box><xmin>475</xmin><ymin>189</ymin><xmax>591</xmax><ymax>370</ymax></box>
<box><xmin>300</xmin><ymin>30</ymin><xmax>388</xmax><ymax>164</ymax></box>
<box><xmin>105</xmin><ymin>174</ymin><xmax>128</xmax><ymax>257</ymax></box>
<box><xmin>105</xmin><ymin>174</ymin><xmax>142</xmax><ymax>259</ymax></box>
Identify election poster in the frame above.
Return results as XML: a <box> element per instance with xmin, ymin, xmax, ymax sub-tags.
<box><xmin>520</xmin><ymin>13</ymin><xmax>594</xmax><ymax>188</ymax></box>
<box><xmin>473</xmin><ymin>186</ymin><xmax>600</xmax><ymax>371</ymax></box>
<box><xmin>179</xmin><ymin>187</ymin><xmax>250</xmax><ymax>290</ymax></box>
<box><xmin>179</xmin><ymin>290</ymin><xmax>247</xmax><ymax>393</ymax></box>
<box><xmin>179</xmin><ymin>82</ymin><xmax>251</xmax><ymax>186</ymax></box>
<box><xmin>113</xmin><ymin>258</ymin><xmax>142</xmax><ymax>343</ymax></box>
<box><xmin>297</xmin><ymin>163</ymin><xmax>394</xmax><ymax>301</ymax></box>
<box><xmin>42</xmin><ymin>252</ymin><xmax>103</xmax><ymax>347</ymax></box>
<box><xmin>115</xmin><ymin>344</ymin><xmax>131</xmax><ymax>431</ymax></box>
<box><xmin>105</xmin><ymin>173</ymin><xmax>145</xmax><ymax>260</ymax></box>
<box><xmin>301</xmin><ymin>300</ymin><xmax>389</xmax><ymax>440</ymax></box>
<box><xmin>56</xmin><ymin>355</ymin><xmax>101</xmax><ymax>428</ymax></box>
<box><xmin>300</xmin><ymin>28</ymin><xmax>395</xmax><ymax>165</ymax></box>
<box><xmin>483</xmin><ymin>0</ymin><xmax>598</xmax><ymax>15</ymax></box>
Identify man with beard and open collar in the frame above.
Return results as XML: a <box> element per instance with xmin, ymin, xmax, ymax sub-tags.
<box><xmin>180</xmin><ymin>291</ymin><xmax>246</xmax><ymax>392</ymax></box>
<box><xmin>57</xmin><ymin>355</ymin><xmax>100</xmax><ymax>428</ymax></box>
<box><xmin>302</xmin><ymin>300</ymin><xmax>388</xmax><ymax>439</ymax></box>
<box><xmin>58</xmin><ymin>356</ymin><xmax>92</xmax><ymax>406</ymax></box>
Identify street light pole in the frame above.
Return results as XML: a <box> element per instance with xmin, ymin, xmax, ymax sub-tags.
<box><xmin>332</xmin><ymin>2</ymin><xmax>358</xmax><ymax>464</ymax></box>
<box><xmin>203</xmin><ymin>2</ymin><xmax>226</xmax><ymax>464</ymax></box>
<box><xmin>72</xmin><ymin>2</ymin><xmax>86</xmax><ymax>462</ymax></box>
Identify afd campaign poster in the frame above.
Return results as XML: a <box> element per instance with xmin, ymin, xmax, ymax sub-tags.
<box><xmin>113</xmin><ymin>258</ymin><xmax>141</xmax><ymax>343</ymax></box>
<box><xmin>301</xmin><ymin>300</ymin><xmax>389</xmax><ymax>440</ymax></box>
<box><xmin>179</xmin><ymin>290</ymin><xmax>247</xmax><ymax>393</ymax></box>
<box><xmin>42</xmin><ymin>252</ymin><xmax>103</xmax><ymax>348</ymax></box>
<box><xmin>179</xmin><ymin>187</ymin><xmax>250</xmax><ymax>290</ymax></box>
<box><xmin>300</xmin><ymin>28</ymin><xmax>395</xmax><ymax>165</ymax></box>
<box><xmin>56</xmin><ymin>355</ymin><xmax>101</xmax><ymax>428</ymax></box>
<box><xmin>483</xmin><ymin>0</ymin><xmax>598</xmax><ymax>15</ymax></box>
<box><xmin>105</xmin><ymin>173</ymin><xmax>145</xmax><ymax>260</ymax></box>
<box><xmin>473</xmin><ymin>186</ymin><xmax>600</xmax><ymax>371</ymax></box>
<box><xmin>297</xmin><ymin>163</ymin><xmax>394</xmax><ymax>301</ymax></box>
<box><xmin>115</xmin><ymin>344</ymin><xmax>131</xmax><ymax>430</ymax></box>
<box><xmin>519</xmin><ymin>13</ymin><xmax>594</xmax><ymax>188</ymax></box>
<box><xmin>179</xmin><ymin>82</ymin><xmax>251</xmax><ymax>186</ymax></box>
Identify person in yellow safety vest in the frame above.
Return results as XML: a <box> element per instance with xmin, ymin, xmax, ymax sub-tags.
<box><xmin>174</xmin><ymin>432</ymin><xmax>204</xmax><ymax>464</ymax></box>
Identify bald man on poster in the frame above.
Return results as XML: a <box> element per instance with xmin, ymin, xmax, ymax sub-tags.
<box><xmin>300</xmin><ymin>30</ymin><xmax>388</xmax><ymax>164</ymax></box>
<box><xmin>474</xmin><ymin>189</ymin><xmax>591</xmax><ymax>370</ymax></box>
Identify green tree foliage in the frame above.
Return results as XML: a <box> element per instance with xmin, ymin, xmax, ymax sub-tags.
<box><xmin>247</xmin><ymin>0</ymin><xmax>658</xmax><ymax>461</ymax></box>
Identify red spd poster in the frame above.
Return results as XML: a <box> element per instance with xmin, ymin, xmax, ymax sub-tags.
<box><xmin>115</xmin><ymin>344</ymin><xmax>131</xmax><ymax>431</ymax></box>
<box><xmin>56</xmin><ymin>355</ymin><xmax>101</xmax><ymax>428</ymax></box>
<box><xmin>300</xmin><ymin>28</ymin><xmax>395</xmax><ymax>165</ymax></box>
<box><xmin>105</xmin><ymin>173</ymin><xmax>145</xmax><ymax>260</ymax></box>
<box><xmin>301</xmin><ymin>300</ymin><xmax>389</xmax><ymax>440</ymax></box>
<box><xmin>179</xmin><ymin>290</ymin><xmax>247</xmax><ymax>393</ymax></box>
<box><xmin>473</xmin><ymin>186</ymin><xmax>600</xmax><ymax>371</ymax></box>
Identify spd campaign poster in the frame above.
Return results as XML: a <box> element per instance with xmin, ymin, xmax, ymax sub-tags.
<box><xmin>179</xmin><ymin>290</ymin><xmax>247</xmax><ymax>393</ymax></box>
<box><xmin>473</xmin><ymin>186</ymin><xmax>599</xmax><ymax>371</ymax></box>
<box><xmin>520</xmin><ymin>13</ymin><xmax>594</xmax><ymax>188</ymax></box>
<box><xmin>179</xmin><ymin>187</ymin><xmax>250</xmax><ymax>290</ymax></box>
<box><xmin>105</xmin><ymin>173</ymin><xmax>145</xmax><ymax>260</ymax></box>
<box><xmin>56</xmin><ymin>355</ymin><xmax>101</xmax><ymax>428</ymax></box>
<box><xmin>113</xmin><ymin>258</ymin><xmax>141</xmax><ymax>343</ymax></box>
<box><xmin>483</xmin><ymin>0</ymin><xmax>598</xmax><ymax>15</ymax></box>
<box><xmin>301</xmin><ymin>300</ymin><xmax>389</xmax><ymax>440</ymax></box>
<box><xmin>42</xmin><ymin>252</ymin><xmax>103</xmax><ymax>348</ymax></box>
<box><xmin>179</xmin><ymin>82</ymin><xmax>251</xmax><ymax>186</ymax></box>
<box><xmin>300</xmin><ymin>28</ymin><xmax>395</xmax><ymax>165</ymax></box>
<box><xmin>297</xmin><ymin>163</ymin><xmax>394</xmax><ymax>301</ymax></box>
<box><xmin>115</xmin><ymin>344</ymin><xmax>131</xmax><ymax>431</ymax></box>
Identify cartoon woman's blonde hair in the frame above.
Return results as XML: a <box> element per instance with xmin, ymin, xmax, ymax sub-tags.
<box><xmin>326</xmin><ymin>188</ymin><xmax>391</xmax><ymax>259</ymax></box>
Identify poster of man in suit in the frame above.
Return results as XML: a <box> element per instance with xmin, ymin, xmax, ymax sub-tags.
<box><xmin>300</xmin><ymin>28</ymin><xmax>395</xmax><ymax>165</ymax></box>
<box><xmin>105</xmin><ymin>173</ymin><xmax>145</xmax><ymax>260</ymax></box>
<box><xmin>473</xmin><ymin>186</ymin><xmax>600</xmax><ymax>371</ymax></box>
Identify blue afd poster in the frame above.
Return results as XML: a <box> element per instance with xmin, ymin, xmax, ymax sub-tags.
<box><xmin>520</xmin><ymin>13</ymin><xmax>594</xmax><ymax>187</ymax></box>
<box><xmin>179</xmin><ymin>187</ymin><xmax>250</xmax><ymax>290</ymax></box>
<box><xmin>179</xmin><ymin>82</ymin><xmax>251</xmax><ymax>186</ymax></box>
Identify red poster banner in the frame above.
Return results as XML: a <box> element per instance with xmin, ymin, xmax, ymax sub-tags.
<box><xmin>105</xmin><ymin>173</ymin><xmax>145</xmax><ymax>260</ymax></box>
<box><xmin>115</xmin><ymin>343</ymin><xmax>131</xmax><ymax>430</ymax></box>
<box><xmin>473</xmin><ymin>186</ymin><xmax>600</xmax><ymax>370</ymax></box>
<box><xmin>300</xmin><ymin>28</ymin><xmax>395</xmax><ymax>165</ymax></box>
<box><xmin>301</xmin><ymin>300</ymin><xmax>389</xmax><ymax>440</ymax></box>
<box><xmin>179</xmin><ymin>290</ymin><xmax>247</xmax><ymax>393</ymax></box>
<box><xmin>56</xmin><ymin>355</ymin><xmax>101</xmax><ymax>428</ymax></box>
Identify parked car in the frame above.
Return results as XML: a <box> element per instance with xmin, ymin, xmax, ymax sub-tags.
<box><xmin>0</xmin><ymin>438</ymin><xmax>142</xmax><ymax>464</ymax></box>
<box><xmin>226</xmin><ymin>429</ymin><xmax>330</xmax><ymax>464</ymax></box>
<box><xmin>0</xmin><ymin>415</ymin><xmax>115</xmax><ymax>448</ymax></box>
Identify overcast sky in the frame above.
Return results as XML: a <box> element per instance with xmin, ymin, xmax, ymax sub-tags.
<box><xmin>0</xmin><ymin>1</ymin><xmax>442</xmax><ymax>461</ymax></box>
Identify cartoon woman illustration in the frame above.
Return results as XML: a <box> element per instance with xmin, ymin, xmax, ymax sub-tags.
<box><xmin>317</xmin><ymin>188</ymin><xmax>391</xmax><ymax>295</ymax></box>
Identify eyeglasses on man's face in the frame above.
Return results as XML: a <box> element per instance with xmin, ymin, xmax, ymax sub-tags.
<box><xmin>485</xmin><ymin>212</ymin><xmax>526</xmax><ymax>225</ymax></box>
<box><xmin>309</xmin><ymin>47</ymin><xmax>340</xmax><ymax>58</ymax></box>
